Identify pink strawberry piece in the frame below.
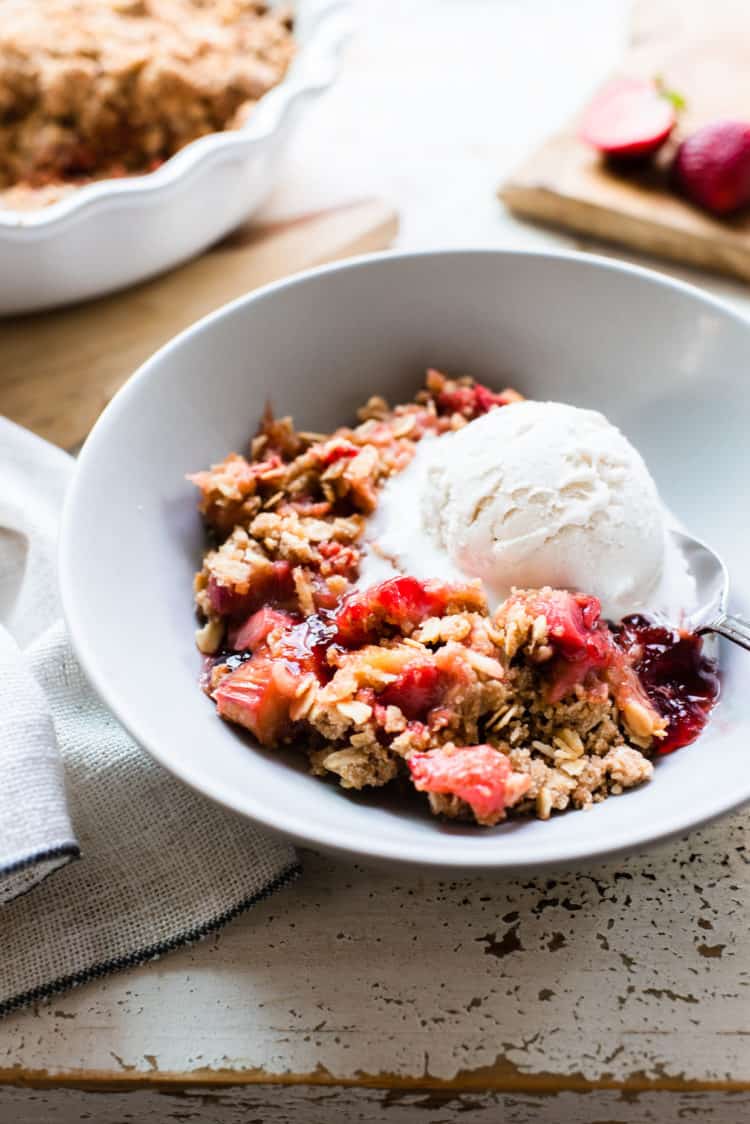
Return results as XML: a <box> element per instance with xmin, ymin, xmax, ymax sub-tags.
<box><xmin>516</xmin><ymin>589</ymin><xmax>615</xmax><ymax>703</ymax></box>
<box><xmin>379</xmin><ymin>663</ymin><xmax>447</xmax><ymax>720</ymax></box>
<box><xmin>335</xmin><ymin>576</ymin><xmax>485</xmax><ymax>648</ymax></box>
<box><xmin>373</xmin><ymin>577</ymin><xmax>446</xmax><ymax>622</ymax></box>
<box><xmin>409</xmin><ymin>745</ymin><xmax>531</xmax><ymax>823</ymax></box>
<box><xmin>540</xmin><ymin>591</ymin><xmax>610</xmax><ymax>665</ymax></box>
<box><xmin>579</xmin><ymin>77</ymin><xmax>676</xmax><ymax>158</ymax></box>
<box><xmin>334</xmin><ymin>576</ymin><xmax>451</xmax><ymax>647</ymax></box>
<box><xmin>673</xmin><ymin>121</ymin><xmax>750</xmax><ymax>215</ymax></box>
<box><xmin>518</xmin><ymin>589</ymin><xmax>608</xmax><ymax>661</ymax></box>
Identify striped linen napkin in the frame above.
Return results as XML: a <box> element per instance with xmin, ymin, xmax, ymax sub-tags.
<box><xmin>0</xmin><ymin>418</ymin><xmax>299</xmax><ymax>1016</ymax></box>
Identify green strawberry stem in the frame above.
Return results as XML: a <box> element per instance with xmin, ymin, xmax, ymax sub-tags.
<box><xmin>654</xmin><ymin>75</ymin><xmax>687</xmax><ymax>113</ymax></box>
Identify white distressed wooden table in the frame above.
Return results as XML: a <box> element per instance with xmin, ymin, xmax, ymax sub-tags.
<box><xmin>2</xmin><ymin>2</ymin><xmax>749</xmax><ymax>1120</ymax></box>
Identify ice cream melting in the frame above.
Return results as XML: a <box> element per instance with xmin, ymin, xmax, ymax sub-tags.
<box><xmin>363</xmin><ymin>401</ymin><xmax>696</xmax><ymax>623</ymax></box>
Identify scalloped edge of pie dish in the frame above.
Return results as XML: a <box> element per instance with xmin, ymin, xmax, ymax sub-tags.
<box><xmin>0</xmin><ymin>0</ymin><xmax>351</xmax><ymax>233</ymax></box>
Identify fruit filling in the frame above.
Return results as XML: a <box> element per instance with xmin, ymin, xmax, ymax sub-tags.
<box><xmin>190</xmin><ymin>370</ymin><xmax>719</xmax><ymax>827</ymax></box>
<box><xmin>613</xmin><ymin>616</ymin><xmax>720</xmax><ymax>754</ymax></box>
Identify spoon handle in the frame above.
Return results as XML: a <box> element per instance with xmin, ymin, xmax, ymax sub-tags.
<box><xmin>698</xmin><ymin>612</ymin><xmax>750</xmax><ymax>652</ymax></box>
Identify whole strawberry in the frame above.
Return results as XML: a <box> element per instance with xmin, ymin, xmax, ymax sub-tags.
<box><xmin>673</xmin><ymin>121</ymin><xmax>750</xmax><ymax>216</ymax></box>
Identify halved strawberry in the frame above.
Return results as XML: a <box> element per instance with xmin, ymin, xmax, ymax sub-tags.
<box><xmin>409</xmin><ymin>744</ymin><xmax>531</xmax><ymax>823</ymax></box>
<box><xmin>579</xmin><ymin>77</ymin><xmax>676</xmax><ymax>159</ymax></box>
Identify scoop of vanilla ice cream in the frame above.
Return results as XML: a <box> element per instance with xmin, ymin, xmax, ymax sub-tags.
<box><xmin>418</xmin><ymin>401</ymin><xmax>664</xmax><ymax>619</ymax></box>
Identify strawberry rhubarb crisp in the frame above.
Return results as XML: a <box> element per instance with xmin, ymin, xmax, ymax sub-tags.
<box><xmin>189</xmin><ymin>371</ymin><xmax>719</xmax><ymax>827</ymax></box>
<box><xmin>0</xmin><ymin>0</ymin><xmax>295</xmax><ymax>207</ymax></box>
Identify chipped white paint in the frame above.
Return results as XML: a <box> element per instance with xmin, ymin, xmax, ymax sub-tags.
<box><xmin>1</xmin><ymin>827</ymin><xmax>749</xmax><ymax>1087</ymax></box>
<box><xmin>2</xmin><ymin>0</ymin><xmax>750</xmax><ymax>1116</ymax></box>
<box><xmin>2</xmin><ymin>1087</ymin><xmax>750</xmax><ymax>1124</ymax></box>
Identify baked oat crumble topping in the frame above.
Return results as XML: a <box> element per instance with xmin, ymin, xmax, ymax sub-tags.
<box><xmin>0</xmin><ymin>0</ymin><xmax>295</xmax><ymax>205</ymax></box>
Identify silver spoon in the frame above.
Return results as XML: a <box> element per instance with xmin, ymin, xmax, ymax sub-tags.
<box><xmin>671</xmin><ymin>529</ymin><xmax>750</xmax><ymax>651</ymax></box>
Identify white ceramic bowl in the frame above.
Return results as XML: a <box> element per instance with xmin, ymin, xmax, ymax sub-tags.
<box><xmin>0</xmin><ymin>1</ymin><xmax>350</xmax><ymax>315</ymax></box>
<box><xmin>60</xmin><ymin>250</ymin><xmax>750</xmax><ymax>871</ymax></box>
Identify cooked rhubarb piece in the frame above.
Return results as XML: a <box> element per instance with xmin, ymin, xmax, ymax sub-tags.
<box><xmin>215</xmin><ymin>610</ymin><xmax>332</xmax><ymax>743</ymax></box>
<box><xmin>207</xmin><ymin>560</ymin><xmax>294</xmax><ymax>619</ymax></box>
<box><xmin>334</xmin><ymin>576</ymin><xmax>485</xmax><ymax>648</ymax></box>
<box><xmin>228</xmin><ymin>608</ymin><xmax>297</xmax><ymax>652</ymax></box>
<box><xmin>215</xmin><ymin>652</ymin><xmax>298</xmax><ymax>746</ymax></box>
<box><xmin>409</xmin><ymin>744</ymin><xmax>531</xmax><ymax>825</ymax></box>
<box><xmin>323</xmin><ymin>644</ymin><xmax>437</xmax><ymax>701</ymax></box>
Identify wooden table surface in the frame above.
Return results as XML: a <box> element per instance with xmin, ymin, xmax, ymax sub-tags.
<box><xmin>2</xmin><ymin>2</ymin><xmax>749</xmax><ymax>1121</ymax></box>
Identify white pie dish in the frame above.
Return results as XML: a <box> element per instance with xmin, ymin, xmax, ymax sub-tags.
<box><xmin>0</xmin><ymin>0</ymin><xmax>350</xmax><ymax>315</ymax></box>
<box><xmin>59</xmin><ymin>249</ymin><xmax>750</xmax><ymax>871</ymax></box>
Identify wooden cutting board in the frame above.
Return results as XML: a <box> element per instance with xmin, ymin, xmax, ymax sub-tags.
<box><xmin>0</xmin><ymin>198</ymin><xmax>398</xmax><ymax>451</ymax></box>
<box><xmin>500</xmin><ymin>0</ymin><xmax>750</xmax><ymax>281</ymax></box>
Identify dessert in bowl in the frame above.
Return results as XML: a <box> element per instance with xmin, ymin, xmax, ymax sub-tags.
<box><xmin>59</xmin><ymin>250</ymin><xmax>750</xmax><ymax>870</ymax></box>
<box><xmin>189</xmin><ymin>369</ymin><xmax>718</xmax><ymax>828</ymax></box>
